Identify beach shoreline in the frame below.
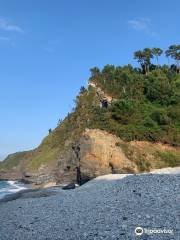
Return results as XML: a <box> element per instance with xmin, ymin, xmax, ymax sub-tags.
<box><xmin>0</xmin><ymin>182</ymin><xmax>63</xmax><ymax>203</ymax></box>
<box><xmin>0</xmin><ymin>171</ymin><xmax>179</xmax><ymax>239</ymax></box>
<box><xmin>0</xmin><ymin>167</ymin><xmax>179</xmax><ymax>203</ymax></box>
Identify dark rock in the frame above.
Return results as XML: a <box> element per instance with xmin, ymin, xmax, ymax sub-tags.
<box><xmin>62</xmin><ymin>183</ymin><xmax>76</xmax><ymax>190</ymax></box>
<box><xmin>80</xmin><ymin>175</ymin><xmax>92</xmax><ymax>185</ymax></box>
<box><xmin>20</xmin><ymin>178</ymin><xmax>33</xmax><ymax>184</ymax></box>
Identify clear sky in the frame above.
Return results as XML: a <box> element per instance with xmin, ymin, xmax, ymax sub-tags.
<box><xmin>0</xmin><ymin>0</ymin><xmax>179</xmax><ymax>160</ymax></box>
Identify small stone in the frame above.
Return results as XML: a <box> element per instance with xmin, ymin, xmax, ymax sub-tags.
<box><xmin>122</xmin><ymin>224</ymin><xmax>127</xmax><ymax>229</ymax></box>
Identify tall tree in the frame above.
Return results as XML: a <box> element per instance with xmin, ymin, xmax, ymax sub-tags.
<box><xmin>174</xmin><ymin>46</ymin><xmax>180</xmax><ymax>73</ymax></box>
<box><xmin>143</xmin><ymin>48</ymin><xmax>153</xmax><ymax>73</ymax></box>
<box><xmin>102</xmin><ymin>64</ymin><xmax>115</xmax><ymax>85</ymax></box>
<box><xmin>165</xmin><ymin>45</ymin><xmax>180</xmax><ymax>72</ymax></box>
<box><xmin>152</xmin><ymin>48</ymin><xmax>163</xmax><ymax>66</ymax></box>
<box><xmin>90</xmin><ymin>67</ymin><xmax>100</xmax><ymax>78</ymax></box>
<box><xmin>134</xmin><ymin>50</ymin><xmax>146</xmax><ymax>74</ymax></box>
<box><xmin>134</xmin><ymin>48</ymin><xmax>153</xmax><ymax>74</ymax></box>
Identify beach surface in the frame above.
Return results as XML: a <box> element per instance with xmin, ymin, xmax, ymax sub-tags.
<box><xmin>0</xmin><ymin>167</ymin><xmax>179</xmax><ymax>240</ymax></box>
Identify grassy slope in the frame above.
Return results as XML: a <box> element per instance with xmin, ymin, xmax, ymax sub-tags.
<box><xmin>0</xmin><ymin>151</ymin><xmax>29</xmax><ymax>170</ymax></box>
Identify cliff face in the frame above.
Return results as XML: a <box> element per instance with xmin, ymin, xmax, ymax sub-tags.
<box><xmin>77</xmin><ymin>129</ymin><xmax>138</xmax><ymax>176</ymax></box>
<box><xmin>5</xmin><ymin>129</ymin><xmax>137</xmax><ymax>185</ymax></box>
<box><xmin>0</xmin><ymin>128</ymin><xmax>139</xmax><ymax>183</ymax></box>
<box><xmin>55</xmin><ymin>129</ymin><xmax>179</xmax><ymax>185</ymax></box>
<box><xmin>55</xmin><ymin>129</ymin><xmax>137</xmax><ymax>185</ymax></box>
<box><xmin>1</xmin><ymin>128</ymin><xmax>179</xmax><ymax>186</ymax></box>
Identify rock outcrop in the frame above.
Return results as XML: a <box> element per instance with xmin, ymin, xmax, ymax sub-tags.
<box><xmin>50</xmin><ymin>129</ymin><xmax>138</xmax><ymax>186</ymax></box>
<box><xmin>76</xmin><ymin>129</ymin><xmax>138</xmax><ymax>177</ymax></box>
<box><xmin>88</xmin><ymin>80</ymin><xmax>113</xmax><ymax>106</ymax></box>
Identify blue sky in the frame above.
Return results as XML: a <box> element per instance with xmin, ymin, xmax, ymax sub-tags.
<box><xmin>0</xmin><ymin>0</ymin><xmax>179</xmax><ymax>160</ymax></box>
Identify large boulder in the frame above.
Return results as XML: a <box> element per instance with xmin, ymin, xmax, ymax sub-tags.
<box><xmin>55</xmin><ymin>129</ymin><xmax>137</xmax><ymax>185</ymax></box>
<box><xmin>77</xmin><ymin>129</ymin><xmax>138</xmax><ymax>179</ymax></box>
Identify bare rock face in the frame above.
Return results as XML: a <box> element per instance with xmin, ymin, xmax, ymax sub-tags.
<box><xmin>0</xmin><ymin>169</ymin><xmax>22</xmax><ymax>181</ymax></box>
<box><xmin>77</xmin><ymin>129</ymin><xmax>137</xmax><ymax>179</ymax></box>
<box><xmin>54</xmin><ymin>129</ymin><xmax>138</xmax><ymax>185</ymax></box>
<box><xmin>88</xmin><ymin>80</ymin><xmax>113</xmax><ymax>105</ymax></box>
<box><xmin>26</xmin><ymin>165</ymin><xmax>57</xmax><ymax>185</ymax></box>
<box><xmin>54</xmin><ymin>148</ymin><xmax>78</xmax><ymax>185</ymax></box>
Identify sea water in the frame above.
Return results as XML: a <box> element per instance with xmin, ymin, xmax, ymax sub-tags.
<box><xmin>0</xmin><ymin>180</ymin><xmax>26</xmax><ymax>199</ymax></box>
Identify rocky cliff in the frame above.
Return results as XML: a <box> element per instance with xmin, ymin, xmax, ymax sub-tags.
<box><xmin>1</xmin><ymin>129</ymin><xmax>179</xmax><ymax>186</ymax></box>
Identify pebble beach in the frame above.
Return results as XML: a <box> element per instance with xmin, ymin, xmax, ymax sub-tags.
<box><xmin>0</xmin><ymin>168</ymin><xmax>179</xmax><ymax>240</ymax></box>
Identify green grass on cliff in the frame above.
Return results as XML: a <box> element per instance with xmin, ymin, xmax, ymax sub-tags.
<box><xmin>88</xmin><ymin>65</ymin><xmax>180</xmax><ymax>145</ymax></box>
<box><xmin>156</xmin><ymin>151</ymin><xmax>180</xmax><ymax>167</ymax></box>
<box><xmin>0</xmin><ymin>151</ymin><xmax>28</xmax><ymax>170</ymax></box>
